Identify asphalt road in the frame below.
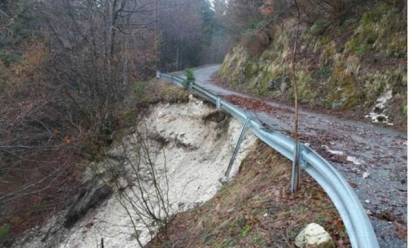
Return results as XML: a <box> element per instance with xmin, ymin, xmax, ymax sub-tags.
<box><xmin>185</xmin><ymin>64</ymin><xmax>407</xmax><ymax>248</ymax></box>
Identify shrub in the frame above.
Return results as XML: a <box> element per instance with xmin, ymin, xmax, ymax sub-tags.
<box><xmin>134</xmin><ymin>81</ymin><xmax>148</xmax><ymax>100</ymax></box>
<box><xmin>184</xmin><ymin>69</ymin><xmax>195</xmax><ymax>89</ymax></box>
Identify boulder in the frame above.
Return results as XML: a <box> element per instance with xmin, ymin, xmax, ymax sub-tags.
<box><xmin>295</xmin><ymin>223</ymin><xmax>334</xmax><ymax>248</ymax></box>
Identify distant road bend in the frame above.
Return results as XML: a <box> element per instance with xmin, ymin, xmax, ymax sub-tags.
<box><xmin>172</xmin><ymin>65</ymin><xmax>407</xmax><ymax>248</ymax></box>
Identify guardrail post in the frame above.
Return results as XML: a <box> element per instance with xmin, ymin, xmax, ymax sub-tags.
<box><xmin>291</xmin><ymin>142</ymin><xmax>301</xmax><ymax>193</ymax></box>
<box><xmin>188</xmin><ymin>81</ymin><xmax>193</xmax><ymax>91</ymax></box>
<box><xmin>224</xmin><ymin>118</ymin><xmax>250</xmax><ymax>179</ymax></box>
<box><xmin>216</xmin><ymin>97</ymin><xmax>221</xmax><ymax>109</ymax></box>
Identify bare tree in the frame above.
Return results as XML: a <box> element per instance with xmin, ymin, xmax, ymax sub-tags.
<box><xmin>159</xmin><ymin>0</ymin><xmax>213</xmax><ymax>71</ymax></box>
<box><xmin>0</xmin><ymin>0</ymin><xmax>215</xmax><ymax>242</ymax></box>
<box><xmin>93</xmin><ymin>124</ymin><xmax>170</xmax><ymax>247</ymax></box>
<box><xmin>0</xmin><ymin>0</ymin><xmax>161</xmax><ymax>237</ymax></box>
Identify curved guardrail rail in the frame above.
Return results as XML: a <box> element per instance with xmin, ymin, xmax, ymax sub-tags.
<box><xmin>157</xmin><ymin>72</ymin><xmax>379</xmax><ymax>248</ymax></box>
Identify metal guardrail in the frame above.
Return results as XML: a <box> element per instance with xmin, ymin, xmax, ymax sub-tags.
<box><xmin>157</xmin><ymin>72</ymin><xmax>379</xmax><ymax>248</ymax></box>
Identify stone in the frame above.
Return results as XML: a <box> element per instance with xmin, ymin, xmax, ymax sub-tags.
<box><xmin>280</xmin><ymin>81</ymin><xmax>288</xmax><ymax>93</ymax></box>
<box><xmin>362</xmin><ymin>171</ymin><xmax>370</xmax><ymax>179</ymax></box>
<box><xmin>295</xmin><ymin>223</ymin><xmax>334</xmax><ymax>248</ymax></box>
<box><xmin>268</xmin><ymin>79</ymin><xmax>280</xmax><ymax>91</ymax></box>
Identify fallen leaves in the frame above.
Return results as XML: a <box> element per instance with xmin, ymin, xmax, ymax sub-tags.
<box><xmin>394</xmin><ymin>222</ymin><xmax>407</xmax><ymax>240</ymax></box>
<box><xmin>224</xmin><ymin>95</ymin><xmax>293</xmax><ymax>115</ymax></box>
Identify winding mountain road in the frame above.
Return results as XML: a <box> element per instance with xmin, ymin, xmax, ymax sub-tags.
<box><xmin>179</xmin><ymin>65</ymin><xmax>407</xmax><ymax>247</ymax></box>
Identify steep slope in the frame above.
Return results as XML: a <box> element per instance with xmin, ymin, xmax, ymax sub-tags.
<box><xmin>218</xmin><ymin>1</ymin><xmax>406</xmax><ymax>129</ymax></box>
<box><xmin>148</xmin><ymin>141</ymin><xmax>349</xmax><ymax>247</ymax></box>
<box><xmin>12</xmin><ymin>95</ymin><xmax>256</xmax><ymax>248</ymax></box>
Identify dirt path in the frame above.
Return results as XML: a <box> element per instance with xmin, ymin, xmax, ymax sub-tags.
<box><xmin>186</xmin><ymin>65</ymin><xmax>407</xmax><ymax>248</ymax></box>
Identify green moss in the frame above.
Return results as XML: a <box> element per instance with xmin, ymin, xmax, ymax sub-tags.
<box><xmin>345</xmin><ymin>2</ymin><xmax>406</xmax><ymax>58</ymax></box>
<box><xmin>0</xmin><ymin>224</ymin><xmax>10</xmax><ymax>240</ymax></box>
<box><xmin>313</xmin><ymin>65</ymin><xmax>332</xmax><ymax>80</ymax></box>
<box><xmin>244</xmin><ymin>61</ymin><xmax>259</xmax><ymax>78</ymax></box>
<box><xmin>401</xmin><ymin>103</ymin><xmax>407</xmax><ymax>117</ymax></box>
<box><xmin>219</xmin><ymin>45</ymin><xmax>251</xmax><ymax>85</ymax></box>
<box><xmin>217</xmin><ymin>2</ymin><xmax>405</xmax><ymax>126</ymax></box>
<box><xmin>247</xmin><ymin>62</ymin><xmax>289</xmax><ymax>97</ymax></box>
<box><xmin>240</xmin><ymin>224</ymin><xmax>252</xmax><ymax>238</ymax></box>
<box><xmin>325</xmin><ymin>66</ymin><xmax>362</xmax><ymax>109</ymax></box>
<box><xmin>295</xmin><ymin>70</ymin><xmax>318</xmax><ymax>105</ymax></box>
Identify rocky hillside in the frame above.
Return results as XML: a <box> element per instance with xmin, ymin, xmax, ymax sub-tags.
<box><xmin>218</xmin><ymin>1</ymin><xmax>406</xmax><ymax>129</ymax></box>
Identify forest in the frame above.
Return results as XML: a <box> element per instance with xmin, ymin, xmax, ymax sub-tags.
<box><xmin>0</xmin><ymin>0</ymin><xmax>407</xmax><ymax>247</ymax></box>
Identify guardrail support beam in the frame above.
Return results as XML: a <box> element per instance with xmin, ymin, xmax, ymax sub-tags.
<box><xmin>224</xmin><ymin>118</ymin><xmax>250</xmax><ymax>178</ymax></box>
<box><xmin>291</xmin><ymin>142</ymin><xmax>301</xmax><ymax>193</ymax></box>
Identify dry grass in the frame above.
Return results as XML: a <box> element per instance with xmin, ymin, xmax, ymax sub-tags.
<box><xmin>241</xmin><ymin>29</ymin><xmax>272</xmax><ymax>57</ymax></box>
<box><xmin>112</xmin><ymin>79</ymin><xmax>191</xmax><ymax>143</ymax></box>
<box><xmin>148</xmin><ymin>141</ymin><xmax>350</xmax><ymax>247</ymax></box>
<box><xmin>134</xmin><ymin>79</ymin><xmax>190</xmax><ymax>108</ymax></box>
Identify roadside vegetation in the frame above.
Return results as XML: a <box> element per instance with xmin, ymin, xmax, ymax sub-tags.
<box><xmin>216</xmin><ymin>0</ymin><xmax>406</xmax><ymax>129</ymax></box>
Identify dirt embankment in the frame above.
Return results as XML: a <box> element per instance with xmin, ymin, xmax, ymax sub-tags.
<box><xmin>12</xmin><ymin>94</ymin><xmax>256</xmax><ymax>248</ymax></box>
<box><xmin>218</xmin><ymin>1</ymin><xmax>406</xmax><ymax>130</ymax></box>
<box><xmin>148</xmin><ymin>141</ymin><xmax>349</xmax><ymax>247</ymax></box>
